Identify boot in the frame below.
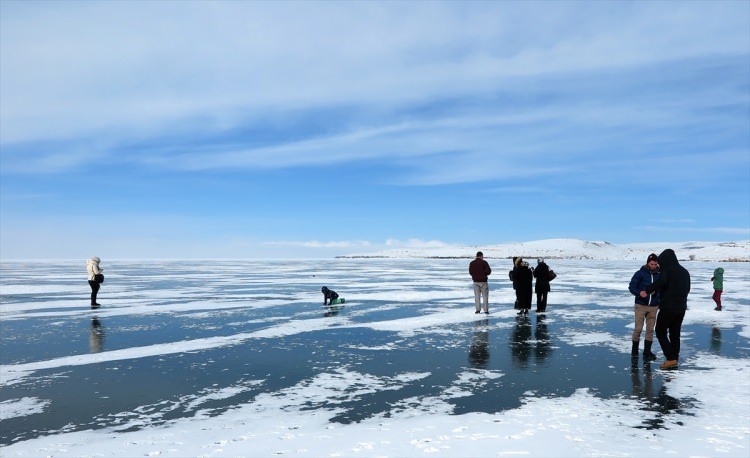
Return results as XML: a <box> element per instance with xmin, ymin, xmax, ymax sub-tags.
<box><xmin>631</xmin><ymin>341</ymin><xmax>639</xmax><ymax>358</ymax></box>
<box><xmin>660</xmin><ymin>360</ymin><xmax>678</xmax><ymax>370</ymax></box>
<box><xmin>643</xmin><ymin>340</ymin><xmax>657</xmax><ymax>361</ymax></box>
<box><xmin>714</xmin><ymin>306</ymin><xmax>722</xmax><ymax>311</ymax></box>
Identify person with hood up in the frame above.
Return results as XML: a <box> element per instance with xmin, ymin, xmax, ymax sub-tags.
<box><xmin>628</xmin><ymin>253</ymin><xmax>661</xmax><ymax>362</ymax></box>
<box><xmin>646</xmin><ymin>249</ymin><xmax>691</xmax><ymax>370</ymax></box>
<box><xmin>711</xmin><ymin>267</ymin><xmax>724</xmax><ymax>311</ymax></box>
<box><xmin>86</xmin><ymin>257</ymin><xmax>103</xmax><ymax>308</ymax></box>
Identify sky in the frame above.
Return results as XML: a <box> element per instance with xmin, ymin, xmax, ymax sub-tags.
<box><xmin>1</xmin><ymin>0</ymin><xmax>749</xmax><ymax>259</ymax></box>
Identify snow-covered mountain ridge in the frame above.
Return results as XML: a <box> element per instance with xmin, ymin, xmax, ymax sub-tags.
<box><xmin>340</xmin><ymin>239</ymin><xmax>750</xmax><ymax>262</ymax></box>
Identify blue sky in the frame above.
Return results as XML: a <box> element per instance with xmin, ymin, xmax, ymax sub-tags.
<box><xmin>1</xmin><ymin>1</ymin><xmax>749</xmax><ymax>259</ymax></box>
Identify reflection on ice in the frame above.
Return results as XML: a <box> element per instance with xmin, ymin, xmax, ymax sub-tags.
<box><xmin>89</xmin><ymin>317</ymin><xmax>104</xmax><ymax>353</ymax></box>
<box><xmin>0</xmin><ymin>259</ymin><xmax>748</xmax><ymax>456</ymax></box>
<box><xmin>468</xmin><ymin>319</ymin><xmax>489</xmax><ymax>369</ymax></box>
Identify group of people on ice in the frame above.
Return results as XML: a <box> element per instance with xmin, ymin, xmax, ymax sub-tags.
<box><xmin>469</xmin><ymin>251</ymin><xmax>555</xmax><ymax>316</ymax></box>
<box><xmin>86</xmin><ymin>250</ymin><xmax>723</xmax><ymax>371</ymax></box>
<box><xmin>628</xmin><ymin>251</ymin><xmax>724</xmax><ymax>369</ymax></box>
<box><xmin>627</xmin><ymin>250</ymin><xmax>693</xmax><ymax>369</ymax></box>
<box><xmin>469</xmin><ymin>249</ymin><xmax>723</xmax><ymax>371</ymax></box>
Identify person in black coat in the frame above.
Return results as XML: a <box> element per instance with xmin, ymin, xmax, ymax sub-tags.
<box><xmin>533</xmin><ymin>258</ymin><xmax>551</xmax><ymax>313</ymax></box>
<box><xmin>513</xmin><ymin>257</ymin><xmax>533</xmax><ymax>316</ymax></box>
<box><xmin>646</xmin><ymin>249</ymin><xmax>691</xmax><ymax>369</ymax></box>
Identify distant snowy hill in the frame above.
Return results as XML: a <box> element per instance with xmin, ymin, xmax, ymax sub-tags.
<box><xmin>340</xmin><ymin>239</ymin><xmax>750</xmax><ymax>262</ymax></box>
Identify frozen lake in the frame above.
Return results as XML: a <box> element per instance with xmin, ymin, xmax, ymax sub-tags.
<box><xmin>1</xmin><ymin>259</ymin><xmax>749</xmax><ymax>457</ymax></box>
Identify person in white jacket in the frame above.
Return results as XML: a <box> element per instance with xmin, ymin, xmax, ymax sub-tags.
<box><xmin>86</xmin><ymin>257</ymin><xmax>103</xmax><ymax>308</ymax></box>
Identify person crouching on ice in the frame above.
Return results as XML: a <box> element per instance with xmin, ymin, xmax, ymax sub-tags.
<box><xmin>322</xmin><ymin>286</ymin><xmax>339</xmax><ymax>306</ymax></box>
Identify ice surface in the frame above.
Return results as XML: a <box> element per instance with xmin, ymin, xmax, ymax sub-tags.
<box><xmin>1</xmin><ymin>259</ymin><xmax>748</xmax><ymax>457</ymax></box>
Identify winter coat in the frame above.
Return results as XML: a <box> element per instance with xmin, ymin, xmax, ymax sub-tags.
<box><xmin>628</xmin><ymin>265</ymin><xmax>661</xmax><ymax>306</ymax></box>
<box><xmin>533</xmin><ymin>262</ymin><xmax>551</xmax><ymax>294</ymax></box>
<box><xmin>86</xmin><ymin>257</ymin><xmax>102</xmax><ymax>281</ymax></box>
<box><xmin>322</xmin><ymin>288</ymin><xmax>339</xmax><ymax>304</ymax></box>
<box><xmin>513</xmin><ymin>265</ymin><xmax>533</xmax><ymax>309</ymax></box>
<box><xmin>509</xmin><ymin>257</ymin><xmax>519</xmax><ymax>288</ymax></box>
<box><xmin>646</xmin><ymin>249</ymin><xmax>690</xmax><ymax>312</ymax></box>
<box><xmin>469</xmin><ymin>258</ymin><xmax>492</xmax><ymax>282</ymax></box>
<box><xmin>712</xmin><ymin>267</ymin><xmax>724</xmax><ymax>290</ymax></box>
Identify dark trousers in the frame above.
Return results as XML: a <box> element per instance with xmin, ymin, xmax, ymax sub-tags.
<box><xmin>536</xmin><ymin>292</ymin><xmax>548</xmax><ymax>312</ymax></box>
<box><xmin>88</xmin><ymin>280</ymin><xmax>100</xmax><ymax>304</ymax></box>
<box><xmin>655</xmin><ymin>308</ymin><xmax>685</xmax><ymax>361</ymax></box>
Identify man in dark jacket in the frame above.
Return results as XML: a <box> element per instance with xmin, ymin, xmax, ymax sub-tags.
<box><xmin>647</xmin><ymin>249</ymin><xmax>691</xmax><ymax>369</ymax></box>
<box><xmin>469</xmin><ymin>251</ymin><xmax>492</xmax><ymax>314</ymax></box>
<box><xmin>628</xmin><ymin>253</ymin><xmax>661</xmax><ymax>361</ymax></box>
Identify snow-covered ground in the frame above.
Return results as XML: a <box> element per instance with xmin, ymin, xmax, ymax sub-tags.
<box><xmin>343</xmin><ymin>238</ymin><xmax>750</xmax><ymax>261</ymax></box>
<box><xmin>1</xmin><ymin>258</ymin><xmax>748</xmax><ymax>457</ymax></box>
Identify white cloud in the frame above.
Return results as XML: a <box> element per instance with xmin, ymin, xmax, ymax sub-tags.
<box><xmin>2</xmin><ymin>1</ymin><xmax>748</xmax><ymax>147</ymax></box>
<box><xmin>385</xmin><ymin>238</ymin><xmax>452</xmax><ymax>249</ymax></box>
<box><xmin>262</xmin><ymin>238</ymin><xmax>454</xmax><ymax>251</ymax></box>
<box><xmin>657</xmin><ymin>218</ymin><xmax>696</xmax><ymax>224</ymax></box>
<box><xmin>262</xmin><ymin>240</ymin><xmax>373</xmax><ymax>249</ymax></box>
<box><xmin>637</xmin><ymin>226</ymin><xmax>750</xmax><ymax>235</ymax></box>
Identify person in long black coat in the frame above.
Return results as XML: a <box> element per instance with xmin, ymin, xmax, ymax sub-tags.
<box><xmin>513</xmin><ymin>258</ymin><xmax>533</xmax><ymax>315</ymax></box>
<box><xmin>646</xmin><ymin>249</ymin><xmax>690</xmax><ymax>370</ymax></box>
<box><xmin>533</xmin><ymin>258</ymin><xmax>551</xmax><ymax>313</ymax></box>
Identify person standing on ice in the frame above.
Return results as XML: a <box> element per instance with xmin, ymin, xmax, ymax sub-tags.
<box><xmin>509</xmin><ymin>256</ymin><xmax>519</xmax><ymax>309</ymax></box>
<box><xmin>646</xmin><ymin>249</ymin><xmax>691</xmax><ymax>370</ymax></box>
<box><xmin>533</xmin><ymin>258</ymin><xmax>552</xmax><ymax>313</ymax></box>
<box><xmin>628</xmin><ymin>253</ymin><xmax>661</xmax><ymax>362</ymax></box>
<box><xmin>711</xmin><ymin>267</ymin><xmax>724</xmax><ymax>311</ymax></box>
<box><xmin>513</xmin><ymin>257</ymin><xmax>533</xmax><ymax>316</ymax></box>
<box><xmin>86</xmin><ymin>256</ymin><xmax>103</xmax><ymax>308</ymax></box>
<box><xmin>469</xmin><ymin>251</ymin><xmax>492</xmax><ymax>314</ymax></box>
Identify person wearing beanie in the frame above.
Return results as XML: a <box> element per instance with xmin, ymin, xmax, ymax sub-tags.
<box><xmin>646</xmin><ymin>249</ymin><xmax>691</xmax><ymax>370</ymax></box>
<box><xmin>628</xmin><ymin>253</ymin><xmax>661</xmax><ymax>362</ymax></box>
<box><xmin>711</xmin><ymin>267</ymin><xmax>724</xmax><ymax>311</ymax></box>
<box><xmin>86</xmin><ymin>257</ymin><xmax>103</xmax><ymax>308</ymax></box>
<box><xmin>469</xmin><ymin>251</ymin><xmax>492</xmax><ymax>314</ymax></box>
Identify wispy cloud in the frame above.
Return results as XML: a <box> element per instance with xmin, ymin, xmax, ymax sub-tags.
<box><xmin>385</xmin><ymin>239</ymin><xmax>451</xmax><ymax>249</ymax></box>
<box><xmin>656</xmin><ymin>219</ymin><xmax>696</xmax><ymax>224</ymax></box>
<box><xmin>2</xmin><ymin>2</ymin><xmax>748</xmax><ymax>180</ymax></box>
<box><xmin>262</xmin><ymin>240</ymin><xmax>373</xmax><ymax>249</ymax></box>
<box><xmin>262</xmin><ymin>239</ymin><xmax>454</xmax><ymax>250</ymax></box>
<box><xmin>1</xmin><ymin>2</ymin><xmax>748</xmax><ymax>257</ymax></box>
<box><xmin>637</xmin><ymin>226</ymin><xmax>750</xmax><ymax>236</ymax></box>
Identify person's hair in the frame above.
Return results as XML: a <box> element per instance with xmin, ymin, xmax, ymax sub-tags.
<box><xmin>476</xmin><ymin>251</ymin><xmax>483</xmax><ymax>257</ymax></box>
